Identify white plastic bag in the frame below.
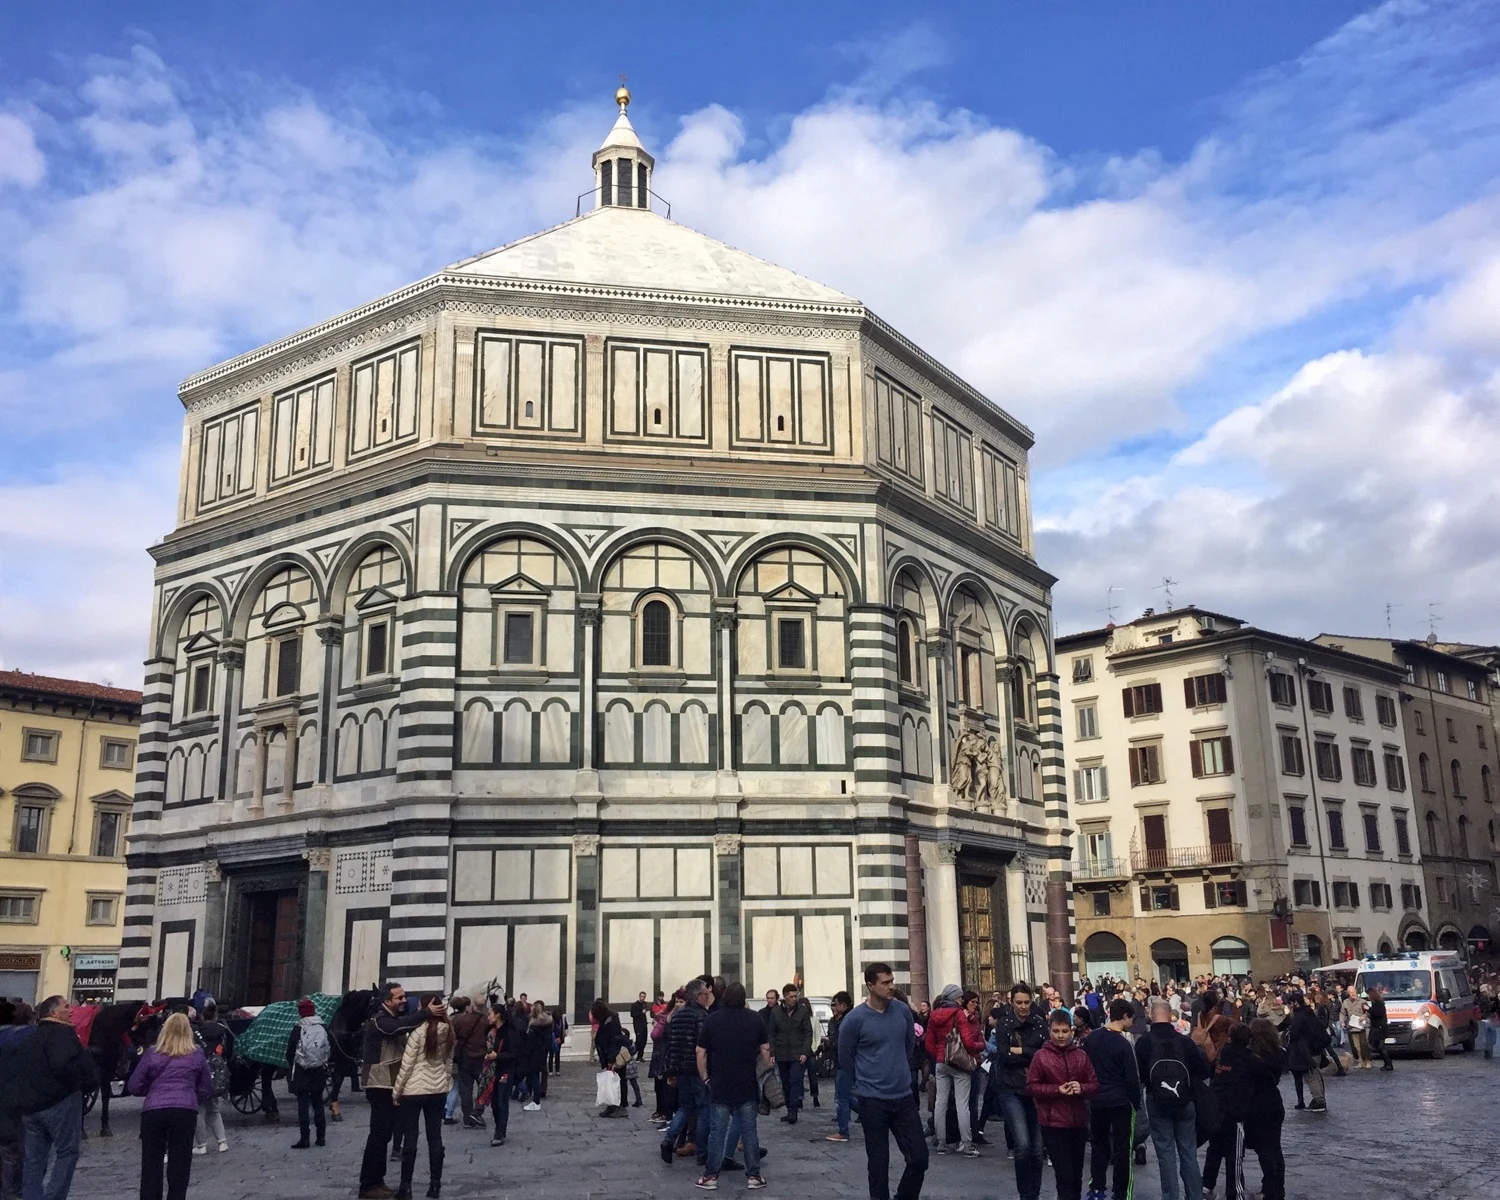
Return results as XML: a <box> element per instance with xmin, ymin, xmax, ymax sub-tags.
<box><xmin>595</xmin><ymin>1069</ymin><xmax>621</xmax><ymax>1107</ymax></box>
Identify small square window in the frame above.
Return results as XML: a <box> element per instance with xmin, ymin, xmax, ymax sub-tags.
<box><xmin>503</xmin><ymin>611</ymin><xmax>535</xmax><ymax>665</ymax></box>
<box><xmin>100</xmin><ymin>738</ymin><xmax>134</xmax><ymax>770</ymax></box>
<box><xmin>22</xmin><ymin>730</ymin><xmax>59</xmax><ymax>763</ymax></box>
<box><xmin>776</xmin><ymin>617</ymin><xmax>807</xmax><ymax>670</ymax></box>
<box><xmin>1091</xmin><ymin>891</ymin><xmax>1110</xmax><ymax>917</ymax></box>
<box><xmin>86</xmin><ymin>895</ymin><xmax>118</xmax><ymax>926</ymax></box>
<box><xmin>1071</xmin><ymin>657</ymin><xmax>1093</xmax><ymax>684</ymax></box>
<box><xmin>0</xmin><ymin>894</ymin><xmax>39</xmax><ymax>924</ymax></box>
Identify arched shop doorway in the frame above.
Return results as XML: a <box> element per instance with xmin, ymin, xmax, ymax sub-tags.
<box><xmin>1468</xmin><ymin>925</ymin><xmax>1492</xmax><ymax>955</ymax></box>
<box><xmin>1083</xmin><ymin>932</ymin><xmax>1129</xmax><ymax>984</ymax></box>
<box><xmin>1439</xmin><ymin>928</ymin><xmax>1463</xmax><ymax>952</ymax></box>
<box><xmin>1211</xmin><ymin>936</ymin><xmax>1252</xmax><ymax>977</ymax></box>
<box><xmin>1151</xmin><ymin>937</ymin><xmax>1189</xmax><ymax>986</ymax></box>
<box><xmin>1405</xmin><ymin>928</ymin><xmax>1429</xmax><ymax>951</ymax></box>
<box><xmin>1302</xmin><ymin>934</ymin><xmax>1324</xmax><ymax>969</ymax></box>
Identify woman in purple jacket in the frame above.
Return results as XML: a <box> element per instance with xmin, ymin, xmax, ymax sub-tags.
<box><xmin>128</xmin><ymin>1013</ymin><xmax>213</xmax><ymax>1200</ymax></box>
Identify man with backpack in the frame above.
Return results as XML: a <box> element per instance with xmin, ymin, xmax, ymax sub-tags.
<box><xmin>287</xmin><ymin>998</ymin><xmax>332</xmax><ymax>1149</ymax></box>
<box><xmin>1134</xmin><ymin>997</ymin><xmax>1209</xmax><ymax>1200</ymax></box>
<box><xmin>359</xmin><ymin>984</ymin><xmax>425</xmax><ymax>1200</ymax></box>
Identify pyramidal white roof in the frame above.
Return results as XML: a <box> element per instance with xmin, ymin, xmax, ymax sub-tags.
<box><xmin>446</xmin><ymin>206</ymin><xmax>859</xmax><ymax>307</ymax></box>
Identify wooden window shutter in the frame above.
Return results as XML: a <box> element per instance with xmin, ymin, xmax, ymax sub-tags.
<box><xmin>1203</xmin><ymin>881</ymin><xmax>1217</xmax><ymax>909</ymax></box>
<box><xmin>1169</xmin><ymin>886</ymin><xmax>1180</xmax><ymax>910</ymax></box>
<box><xmin>1190</xmin><ymin>740</ymin><xmax>1204</xmax><ymax>778</ymax></box>
<box><xmin>1073</xmin><ymin>769</ymin><xmax>1083</xmax><ymax>799</ymax></box>
<box><xmin>1140</xmin><ymin>885</ymin><xmax>1150</xmax><ymax>911</ymax></box>
<box><xmin>1207</xmin><ymin>807</ymin><xmax>1233</xmax><ymax>846</ymax></box>
<box><xmin>1148</xmin><ymin>683</ymin><xmax>1163</xmax><ymax>711</ymax></box>
<box><xmin>1222</xmin><ymin>736</ymin><xmax>1235</xmax><ymax>774</ymax></box>
<box><xmin>1129</xmin><ymin>749</ymin><xmax>1141</xmax><ymax>787</ymax></box>
<box><xmin>1123</xmin><ymin>687</ymin><xmax>1135</xmax><ymax>718</ymax></box>
<box><xmin>1185</xmin><ymin>677</ymin><xmax>1198</xmax><ymax>708</ymax></box>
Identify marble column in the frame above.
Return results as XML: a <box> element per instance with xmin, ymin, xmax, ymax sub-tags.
<box><xmin>572</xmin><ymin>834</ymin><xmax>600</xmax><ymax>1023</ymax></box>
<box><xmin>920</xmin><ymin>840</ymin><xmax>962</xmax><ymax>991</ymax></box>
<box><xmin>250</xmin><ymin>729</ymin><xmax>268</xmax><ymax>817</ymax></box>
<box><xmin>714</xmin><ymin>833</ymin><xmax>743</xmax><ymax>980</ymax></box>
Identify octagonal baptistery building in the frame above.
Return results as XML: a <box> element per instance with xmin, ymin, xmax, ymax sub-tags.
<box><xmin>122</xmin><ymin>94</ymin><xmax>1074</xmax><ymax>1018</ymax></box>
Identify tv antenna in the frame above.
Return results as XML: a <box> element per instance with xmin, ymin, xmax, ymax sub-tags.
<box><xmin>1154</xmin><ymin>577</ymin><xmax>1179</xmax><ymax>610</ymax></box>
<box><xmin>1098</xmin><ymin>585</ymin><xmax>1122</xmax><ymax>623</ymax></box>
<box><xmin>1427</xmin><ymin>601</ymin><xmax>1444</xmax><ymax>638</ymax></box>
<box><xmin>1384</xmin><ymin>602</ymin><xmax>1402</xmax><ymax>637</ymax></box>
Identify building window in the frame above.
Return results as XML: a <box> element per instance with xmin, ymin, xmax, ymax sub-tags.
<box><xmin>1394</xmin><ymin>812</ymin><xmax>1412</xmax><ymax>856</ymax></box>
<box><xmin>1092</xmin><ymin>891</ymin><xmax>1111</xmax><ymax>917</ymax></box>
<box><xmin>1072</xmin><ymin>656</ymin><xmax>1093</xmax><ymax>684</ymax></box>
<box><xmin>22</xmin><ymin>729</ymin><xmax>59</xmax><ymax>763</ymax></box>
<box><xmin>1288</xmin><ymin>804</ymin><xmax>1309</xmax><ymax>848</ymax></box>
<box><xmin>1419</xmin><ymin>752</ymin><xmax>1433</xmax><ymax>791</ymax></box>
<box><xmin>1280</xmin><ymin>733</ymin><xmax>1306</xmax><ymax>776</ymax></box>
<box><xmin>1269</xmin><ymin>671</ymin><xmax>1297</xmax><ymax>707</ymax></box>
<box><xmin>502</xmin><ymin>611</ymin><xmax>536</xmax><ymax>666</ymax></box>
<box><xmin>99</xmin><ymin>738</ymin><xmax>135</xmax><ymax>770</ymax></box>
<box><xmin>1343</xmin><ymin>686</ymin><xmax>1364</xmax><ymax>721</ymax></box>
<box><xmin>1446</xmin><ymin>717</ymin><xmax>1457</xmax><ymax>742</ymax></box>
<box><xmin>1073</xmin><ymin>765</ymin><xmax>1109</xmax><ymax>803</ymax></box>
<box><xmin>1307</xmin><ymin>679</ymin><xmax>1334</xmax><ymax>713</ymax></box>
<box><xmin>1467</xmin><ymin>678</ymin><xmax>1480</xmax><ymax>702</ymax></box>
<box><xmin>14</xmin><ymin>805</ymin><xmax>47</xmax><ymax>854</ymax></box>
<box><xmin>1129</xmin><ymin>744</ymin><xmax>1164</xmax><ymax>786</ymax></box>
<box><xmin>188</xmin><ymin>660</ymin><xmax>214</xmax><ymax>714</ymax></box>
<box><xmin>362</xmin><ymin>617</ymin><xmax>391</xmax><ymax>677</ymax></box>
<box><xmin>1414</xmin><ymin>709</ymin><xmax>1425</xmax><ymax>735</ymax></box>
<box><xmin>1426</xmin><ymin>810</ymin><xmax>1441</xmax><ymax>856</ymax></box>
<box><xmin>1458</xmin><ymin>816</ymin><xmax>1470</xmax><ymax>858</ymax></box>
<box><xmin>1369</xmin><ymin>882</ymin><xmax>1393</xmax><ymax>910</ymax></box>
<box><xmin>85</xmin><ymin>894</ymin><xmax>119</xmax><ymax>926</ymax></box>
<box><xmin>1436</xmin><ymin>670</ymin><xmax>1449</xmax><ymax>694</ymax></box>
<box><xmin>1140</xmin><ymin>884</ymin><xmax>1180</xmax><ymax>912</ymax></box>
<box><xmin>1122</xmin><ymin>683</ymin><xmax>1163</xmax><ymax>717</ymax></box>
<box><xmin>1483</xmin><ymin>765</ymin><xmax>1493</xmax><ymax>803</ymax></box>
<box><xmin>1351</xmin><ymin>746</ymin><xmax>1378</xmax><ymax>787</ymax></box>
<box><xmin>1400</xmin><ymin>882</ymin><xmax>1422</xmax><ymax>910</ymax></box>
<box><xmin>1075</xmin><ymin>704</ymin><xmax>1098</xmax><ymax>740</ymax></box>
<box><xmin>1362</xmin><ymin>809</ymin><xmax>1382</xmax><ymax>854</ymax></box>
<box><xmin>777</xmin><ymin>617</ymin><xmax>808</xmax><ymax>671</ymax></box>
<box><xmin>640</xmin><ymin>599</ymin><xmax>673</xmax><ymax>668</ymax></box>
<box><xmin>1451</xmin><ymin>760</ymin><xmax>1465</xmax><ymax>797</ymax></box>
<box><xmin>1184</xmin><ymin>673</ymin><xmax>1227</xmax><ymax>707</ymax></box>
<box><xmin>959</xmin><ymin>645</ymin><xmax>983</xmax><ymax>706</ymax></box>
<box><xmin>92</xmin><ymin>808</ymin><xmax>126</xmax><ymax>858</ymax></box>
<box><xmin>897</xmin><ymin>621</ymin><xmax>915</xmax><ymax>685</ymax></box>
<box><xmin>1293</xmin><ymin>878</ymin><xmax>1322</xmax><ymax>907</ymax></box>
<box><xmin>1203</xmin><ymin>880</ymin><xmax>1248</xmax><ymax>908</ymax></box>
<box><xmin>1478</xmin><ymin>724</ymin><xmax>1488</xmax><ymax>750</ymax></box>
<box><xmin>1376</xmin><ymin>694</ymin><xmax>1397</xmax><ymax>727</ymax></box>
<box><xmin>1314</xmin><ymin>739</ymin><xmax>1343</xmax><ymax>782</ymax></box>
<box><xmin>1327</xmin><ymin>807</ymin><xmax>1346</xmax><ymax>851</ymax></box>
<box><xmin>272</xmin><ymin>634</ymin><xmax>301</xmax><ymax>697</ymax></box>
<box><xmin>1436</xmin><ymin>876</ymin><xmax>1450</xmax><ymax>904</ymax></box>
<box><xmin>0</xmin><ymin>894</ymin><xmax>40</xmax><ymax>924</ymax></box>
<box><xmin>1192</xmin><ymin>736</ymin><xmax>1235</xmax><ymax>778</ymax></box>
<box><xmin>1384</xmin><ymin>752</ymin><xmax>1407</xmax><ymax>792</ymax></box>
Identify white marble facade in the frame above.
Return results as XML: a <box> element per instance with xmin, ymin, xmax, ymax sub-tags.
<box><xmin>122</xmin><ymin>94</ymin><xmax>1073</xmax><ymax>1014</ymax></box>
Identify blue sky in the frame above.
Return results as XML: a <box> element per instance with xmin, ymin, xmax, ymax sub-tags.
<box><xmin>2</xmin><ymin>1</ymin><xmax>1499</xmax><ymax>684</ymax></box>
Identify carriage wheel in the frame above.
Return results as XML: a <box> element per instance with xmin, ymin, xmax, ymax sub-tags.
<box><xmin>229</xmin><ymin>1076</ymin><xmax>265</xmax><ymax>1114</ymax></box>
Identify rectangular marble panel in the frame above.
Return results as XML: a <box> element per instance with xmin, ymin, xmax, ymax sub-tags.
<box><xmin>611</xmin><ymin>347</ymin><xmax>639</xmax><ymax>435</ymax></box>
<box><xmin>479</xmin><ymin>337</ymin><xmax>511</xmax><ymax>427</ymax></box>
<box><xmin>374</xmin><ymin>355</ymin><xmax>395</xmax><ymax>446</ymax></box>
<box><xmin>516</xmin><ymin>341</ymin><xmax>544</xmax><ymax>428</ymax></box>
<box><xmin>199</xmin><ymin>421</ymin><xmax>221</xmax><ymax>505</ymax></box>
<box><xmin>457</xmin><ymin>923</ymin><xmax>507</xmax><ymax>998</ymax></box>
<box><xmin>641</xmin><ymin>706</ymin><xmax>670</xmax><ymax>763</ymax></box>
<box><xmin>802</xmin><ymin>914</ymin><xmax>847</xmax><ymax>998</ymax></box>
<box><xmin>347</xmin><ymin>918</ymin><xmax>384</xmax><ymax>991</ymax></box>
<box><xmin>741</xmin><ymin>707</ymin><xmax>771</xmax><ymax>765</ymax></box>
<box><xmin>461</xmin><ymin>703</ymin><xmax>492</xmax><ymax>764</ymax></box>
<box><xmin>538</xmin><ymin>702</ymin><xmax>569</xmax><ymax>763</ymax></box>
<box><xmin>751</xmin><ymin>915</ymin><xmax>796</xmax><ymax>999</ymax></box>
<box><xmin>236</xmin><ymin>408</ymin><xmax>258</xmax><ymax>490</ymax></box>
<box><xmin>676</xmin><ymin>849</ymin><xmax>711</xmax><ymax>898</ymax></box>
<box><xmin>292</xmin><ymin>385</ymin><xmax>314</xmax><ymax>472</ymax></box>
<box><xmin>513</xmin><ymin>923</ymin><xmax>562</xmax><ymax>1008</ymax></box>
<box><xmin>660</xmin><ymin>917</ymin><xmax>706</xmax><ymax>995</ymax></box>
<box><xmin>736</xmin><ymin>355</ymin><xmax>762</xmax><ymax>441</ymax></box>
<box><xmin>501</xmin><ymin>703</ymin><xmax>531</xmax><ymax>763</ymax></box>
<box><xmin>533</xmin><ymin>848</ymin><xmax>570</xmax><ymax>901</ymax></box>
<box><xmin>743</xmin><ymin>846</ymin><xmax>778</xmax><ymax>897</ymax></box>
<box><xmin>814</xmin><ymin>846</ymin><xmax>851</xmax><ymax>896</ymax></box>
<box><xmin>352</xmin><ymin>364</ymin><xmax>374</xmax><ymax>451</ymax></box>
<box><xmin>768</xmin><ymin>357</ymin><xmax>795</xmax><ymax>442</ymax></box>
<box><xmin>271</xmin><ymin>392</ymin><xmax>295</xmax><ymax>479</ymax></box>
<box><xmin>644</xmin><ymin>348</ymin><xmax>672</xmax><ymax>435</ymax></box>
<box><xmin>639</xmin><ymin>847</ymin><xmax>675</xmax><ymax>898</ymax></box>
<box><xmin>453</xmin><ymin>849</ymin><xmax>492</xmax><ymax>902</ymax></box>
<box><xmin>549</xmin><ymin>343</ymin><xmax>578</xmax><ymax>431</ymax></box>
<box><xmin>395</xmin><ymin>344</ymin><xmax>419</xmax><ymax>439</ymax></box>
<box><xmin>604</xmin><ymin>704</ymin><xmax>635</xmax><ymax>764</ymax></box>
<box><xmin>798</xmin><ymin>360</ymin><xmax>826</xmax><ymax>446</ymax></box>
<box><xmin>608</xmin><ymin>918</ymin><xmax>653</xmax><ymax>1004</ymax></box>
<box><xmin>494</xmin><ymin>850</ymin><xmax>531</xmax><ymax>901</ymax></box>
<box><xmin>313</xmin><ymin>380</ymin><xmax>335</xmax><ymax>465</ymax></box>
<box><xmin>600</xmin><ymin>848</ymin><xmax>637</xmax><ymax>900</ymax></box>
<box><xmin>780</xmin><ymin>846</ymin><xmax>814</xmax><ymax>896</ymax></box>
<box><xmin>780</xmin><ymin>709</ymin><xmax>809</xmax><ymax>765</ymax></box>
<box><xmin>160</xmin><ymin>929</ymin><xmax>191</xmax><ymax>999</ymax></box>
<box><xmin>677</xmin><ymin>351</ymin><xmax>704</xmax><ymax>438</ymax></box>
<box><xmin>815</xmin><ymin>708</ymin><xmax>845</xmax><ymax>766</ymax></box>
<box><xmin>679</xmin><ymin>705</ymin><xmax>709</xmax><ymax>764</ymax></box>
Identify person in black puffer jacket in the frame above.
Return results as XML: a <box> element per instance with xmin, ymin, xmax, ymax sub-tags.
<box><xmin>1241</xmin><ymin>1019</ymin><xmax>1288</xmax><ymax>1200</ymax></box>
<box><xmin>591</xmin><ymin>1001</ymin><xmax>633</xmax><ymax>1118</ymax></box>
<box><xmin>1285</xmin><ymin>993</ymin><xmax>1328</xmax><ymax>1113</ymax></box>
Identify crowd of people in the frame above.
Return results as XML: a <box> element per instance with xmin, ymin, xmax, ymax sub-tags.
<box><xmin>1</xmin><ymin>963</ymin><xmax>1498</xmax><ymax>1200</ymax></box>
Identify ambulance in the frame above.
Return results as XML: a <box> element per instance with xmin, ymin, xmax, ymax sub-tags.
<box><xmin>1355</xmin><ymin>951</ymin><xmax>1480</xmax><ymax>1057</ymax></box>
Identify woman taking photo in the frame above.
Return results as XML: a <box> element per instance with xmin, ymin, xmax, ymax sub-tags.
<box><xmin>393</xmin><ymin>995</ymin><xmax>455</xmax><ymax>1200</ymax></box>
<box><xmin>590</xmin><ymin>999</ymin><xmax>632</xmax><ymax>1118</ymax></box>
<box><xmin>128</xmin><ymin>1012</ymin><xmax>213</xmax><ymax>1200</ymax></box>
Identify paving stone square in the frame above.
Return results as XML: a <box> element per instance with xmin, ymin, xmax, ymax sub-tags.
<box><xmin>59</xmin><ymin>1052</ymin><xmax>1500</xmax><ymax>1200</ymax></box>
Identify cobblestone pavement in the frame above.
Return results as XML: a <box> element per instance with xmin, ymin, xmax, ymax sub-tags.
<box><xmin>63</xmin><ymin>1051</ymin><xmax>1499</xmax><ymax>1200</ymax></box>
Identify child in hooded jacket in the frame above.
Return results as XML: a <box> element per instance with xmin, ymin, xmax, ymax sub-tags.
<box><xmin>1026</xmin><ymin>1009</ymin><xmax>1100</xmax><ymax>1200</ymax></box>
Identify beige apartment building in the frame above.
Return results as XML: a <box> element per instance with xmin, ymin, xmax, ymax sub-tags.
<box><xmin>1315</xmin><ymin>635</ymin><xmax>1500</xmax><ymax>959</ymax></box>
<box><xmin>1059</xmin><ymin>608</ymin><xmax>1428</xmax><ymax>984</ymax></box>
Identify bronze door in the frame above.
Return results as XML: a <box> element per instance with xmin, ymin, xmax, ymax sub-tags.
<box><xmin>246</xmin><ymin>889</ymin><xmax>301</xmax><ymax>1004</ymax></box>
<box><xmin>958</xmin><ymin>877</ymin><xmax>998</xmax><ymax>994</ymax></box>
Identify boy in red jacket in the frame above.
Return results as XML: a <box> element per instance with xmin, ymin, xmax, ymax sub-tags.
<box><xmin>1026</xmin><ymin>1009</ymin><xmax>1100</xmax><ymax>1200</ymax></box>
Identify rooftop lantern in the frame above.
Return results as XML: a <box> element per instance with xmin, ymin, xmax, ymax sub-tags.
<box><xmin>593</xmin><ymin>81</ymin><xmax>654</xmax><ymax>210</ymax></box>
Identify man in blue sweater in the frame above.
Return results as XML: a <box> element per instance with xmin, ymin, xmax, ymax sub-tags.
<box><xmin>838</xmin><ymin>963</ymin><xmax>927</xmax><ymax>1200</ymax></box>
<box><xmin>1082</xmin><ymin>998</ymin><xmax>1141</xmax><ymax>1200</ymax></box>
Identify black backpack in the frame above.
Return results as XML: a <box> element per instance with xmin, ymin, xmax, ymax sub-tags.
<box><xmin>1147</xmin><ymin>1037</ymin><xmax>1193</xmax><ymax>1115</ymax></box>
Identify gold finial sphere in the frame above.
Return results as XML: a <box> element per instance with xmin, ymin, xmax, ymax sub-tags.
<box><xmin>615</xmin><ymin>83</ymin><xmax>631</xmax><ymax>112</ymax></box>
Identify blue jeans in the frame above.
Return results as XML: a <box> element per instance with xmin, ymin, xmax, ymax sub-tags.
<box><xmin>444</xmin><ymin>1081</ymin><xmax>460</xmax><ymax>1120</ymax></box>
<box><xmin>661</xmin><ymin>1075</ymin><xmax>708</xmax><ymax>1152</ymax></box>
<box><xmin>1480</xmin><ymin>1020</ymin><xmax>1500</xmax><ymax>1055</ymax></box>
<box><xmin>834</xmin><ymin>1071</ymin><xmax>852</xmax><ymax>1136</ymax></box>
<box><xmin>995</xmin><ymin>1092</ymin><xmax>1044</xmax><ymax>1200</ymax></box>
<box><xmin>704</xmin><ymin>1101</ymin><xmax>761</xmax><ymax>1178</ymax></box>
<box><xmin>1147</xmin><ymin>1103</ymin><xmax>1202</xmax><ymax>1200</ymax></box>
<box><xmin>777</xmin><ymin>1060</ymin><xmax>805</xmax><ymax>1114</ymax></box>
<box><xmin>22</xmin><ymin>1093</ymin><xmax>82</xmax><ymax>1200</ymax></box>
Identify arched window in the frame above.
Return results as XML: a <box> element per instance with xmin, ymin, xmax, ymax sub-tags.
<box><xmin>1211</xmin><ymin>936</ymin><xmax>1252</xmax><ymax>977</ymax></box>
<box><xmin>1451</xmin><ymin>760</ymin><xmax>1465</xmax><ymax>797</ymax></box>
<box><xmin>641</xmin><ymin>600</ymin><xmax>672</xmax><ymax>667</ymax></box>
<box><xmin>1483</xmin><ymin>766</ymin><xmax>1493</xmax><ymax>804</ymax></box>
<box><xmin>897</xmin><ymin>620</ymin><xmax>914</xmax><ymax>685</ymax></box>
<box><xmin>1426</xmin><ymin>810</ymin><xmax>1441</xmax><ymax>856</ymax></box>
<box><xmin>1083</xmin><ymin>932</ymin><xmax>1128</xmax><ymax>980</ymax></box>
<box><xmin>1458</xmin><ymin>815</ymin><xmax>1470</xmax><ymax>858</ymax></box>
<box><xmin>1418</xmin><ymin>753</ymin><xmax>1432</xmax><ymax>791</ymax></box>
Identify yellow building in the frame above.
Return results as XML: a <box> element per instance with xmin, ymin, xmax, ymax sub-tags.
<box><xmin>0</xmin><ymin>670</ymin><xmax>140</xmax><ymax>1005</ymax></box>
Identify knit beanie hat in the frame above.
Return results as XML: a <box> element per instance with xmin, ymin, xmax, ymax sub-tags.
<box><xmin>298</xmin><ymin>998</ymin><xmax>316</xmax><ymax>1018</ymax></box>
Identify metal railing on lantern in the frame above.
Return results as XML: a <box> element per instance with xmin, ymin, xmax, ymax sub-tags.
<box><xmin>576</xmin><ymin>186</ymin><xmax>673</xmax><ymax>218</ymax></box>
<box><xmin>1129</xmin><ymin>842</ymin><xmax>1242</xmax><ymax>871</ymax></box>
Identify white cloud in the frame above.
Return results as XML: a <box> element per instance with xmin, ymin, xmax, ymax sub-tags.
<box><xmin>0</xmin><ymin>114</ymin><xmax>44</xmax><ymax>187</ymax></box>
